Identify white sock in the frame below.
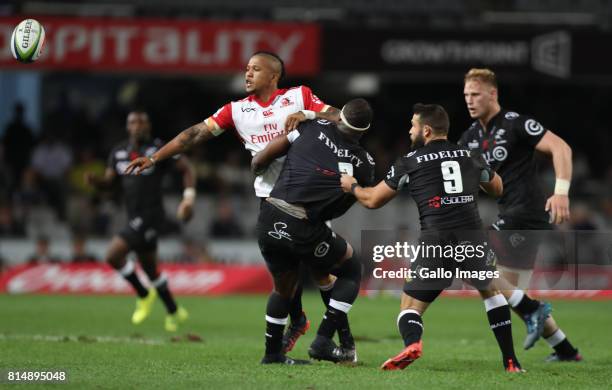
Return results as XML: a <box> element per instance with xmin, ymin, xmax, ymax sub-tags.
<box><xmin>507</xmin><ymin>289</ymin><xmax>525</xmax><ymax>308</ymax></box>
<box><xmin>545</xmin><ymin>329</ymin><xmax>566</xmax><ymax>347</ymax></box>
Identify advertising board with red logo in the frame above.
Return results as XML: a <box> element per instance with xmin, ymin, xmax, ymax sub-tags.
<box><xmin>0</xmin><ymin>263</ymin><xmax>273</xmax><ymax>295</ymax></box>
<box><xmin>0</xmin><ymin>17</ymin><xmax>320</xmax><ymax>75</ymax></box>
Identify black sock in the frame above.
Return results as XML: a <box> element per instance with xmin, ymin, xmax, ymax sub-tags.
<box><xmin>514</xmin><ymin>294</ymin><xmax>540</xmax><ymax>316</ymax></box>
<box><xmin>319</xmin><ymin>280</ymin><xmax>335</xmax><ymax>308</ymax></box>
<box><xmin>485</xmin><ymin>295</ymin><xmax>517</xmax><ymax>363</ymax></box>
<box><xmin>320</xmin><ymin>289</ymin><xmax>332</xmax><ymax>308</ymax></box>
<box><xmin>326</xmin><ymin>257</ymin><xmax>361</xmax><ymax>347</ymax></box>
<box><xmin>153</xmin><ymin>275</ymin><xmax>177</xmax><ymax>314</ymax></box>
<box><xmin>334</xmin><ymin>311</ymin><xmax>353</xmax><ymax>348</ymax></box>
<box><xmin>288</xmin><ymin>284</ymin><xmax>304</xmax><ymax>324</ymax></box>
<box><xmin>397</xmin><ymin>310</ymin><xmax>423</xmax><ymax>346</ymax></box>
<box><xmin>546</xmin><ymin>329</ymin><xmax>578</xmax><ymax>356</ymax></box>
<box><xmin>265</xmin><ymin>292</ymin><xmax>289</xmax><ymax>356</ymax></box>
<box><xmin>317</xmin><ymin>309</ymin><xmax>337</xmax><ymax>339</ymax></box>
<box><xmin>118</xmin><ymin>261</ymin><xmax>148</xmax><ymax>298</ymax></box>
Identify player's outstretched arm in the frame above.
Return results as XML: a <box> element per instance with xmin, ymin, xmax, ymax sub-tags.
<box><xmin>535</xmin><ymin>130</ymin><xmax>572</xmax><ymax>224</ymax></box>
<box><xmin>340</xmin><ymin>174</ymin><xmax>397</xmax><ymax>209</ymax></box>
<box><xmin>480</xmin><ymin>172</ymin><xmax>503</xmax><ymax>198</ymax></box>
<box><xmin>251</xmin><ymin>135</ymin><xmax>291</xmax><ymax>175</ymax></box>
<box><xmin>175</xmin><ymin>156</ymin><xmax>197</xmax><ymax>222</ymax></box>
<box><xmin>125</xmin><ymin>121</ymin><xmax>216</xmax><ymax>175</ymax></box>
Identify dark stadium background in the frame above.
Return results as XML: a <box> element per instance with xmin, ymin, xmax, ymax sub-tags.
<box><xmin>0</xmin><ymin>0</ymin><xmax>611</xmax><ymax>288</ymax></box>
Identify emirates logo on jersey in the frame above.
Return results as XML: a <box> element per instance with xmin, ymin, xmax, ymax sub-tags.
<box><xmin>263</xmin><ymin>109</ymin><xmax>274</xmax><ymax>117</ymax></box>
<box><xmin>280</xmin><ymin>97</ymin><xmax>294</xmax><ymax>107</ymax></box>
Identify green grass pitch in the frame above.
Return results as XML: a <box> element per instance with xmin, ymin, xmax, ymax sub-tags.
<box><xmin>1</xmin><ymin>293</ymin><xmax>611</xmax><ymax>389</ymax></box>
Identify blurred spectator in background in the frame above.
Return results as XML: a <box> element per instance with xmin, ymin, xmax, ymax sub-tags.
<box><xmin>69</xmin><ymin>147</ymin><xmax>105</xmax><ymax>196</ymax></box>
<box><xmin>173</xmin><ymin>238</ymin><xmax>214</xmax><ymax>263</ymax></box>
<box><xmin>569</xmin><ymin>203</ymin><xmax>599</xmax><ymax>230</ymax></box>
<box><xmin>27</xmin><ymin>235</ymin><xmax>59</xmax><ymax>264</ymax></box>
<box><xmin>209</xmin><ymin>197</ymin><xmax>244</xmax><ymax>239</ymax></box>
<box><xmin>29</xmin><ymin>131</ymin><xmax>73</xmax><ymax>221</ymax></box>
<box><xmin>215</xmin><ymin>150</ymin><xmax>252</xmax><ymax>195</ymax></box>
<box><xmin>0</xmin><ymin>201</ymin><xmax>26</xmax><ymax>237</ymax></box>
<box><xmin>70</xmin><ymin>233</ymin><xmax>98</xmax><ymax>263</ymax></box>
<box><xmin>67</xmin><ymin>147</ymin><xmax>109</xmax><ymax>235</ymax></box>
<box><xmin>1</xmin><ymin>102</ymin><xmax>35</xmax><ymax>195</ymax></box>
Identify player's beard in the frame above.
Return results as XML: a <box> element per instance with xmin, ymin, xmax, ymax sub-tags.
<box><xmin>410</xmin><ymin>132</ymin><xmax>426</xmax><ymax>150</ymax></box>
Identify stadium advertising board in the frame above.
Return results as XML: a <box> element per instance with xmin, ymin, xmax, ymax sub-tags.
<box><xmin>0</xmin><ymin>263</ymin><xmax>273</xmax><ymax>295</ymax></box>
<box><xmin>323</xmin><ymin>28</ymin><xmax>612</xmax><ymax>80</ymax></box>
<box><xmin>0</xmin><ymin>17</ymin><xmax>320</xmax><ymax>75</ymax></box>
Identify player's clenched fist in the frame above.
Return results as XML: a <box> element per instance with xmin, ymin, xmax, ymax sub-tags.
<box><xmin>340</xmin><ymin>174</ymin><xmax>357</xmax><ymax>193</ymax></box>
<box><xmin>124</xmin><ymin>157</ymin><xmax>154</xmax><ymax>175</ymax></box>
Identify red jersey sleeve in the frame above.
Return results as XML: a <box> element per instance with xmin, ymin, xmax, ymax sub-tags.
<box><xmin>301</xmin><ymin>86</ymin><xmax>327</xmax><ymax>112</ymax></box>
<box><xmin>208</xmin><ymin>103</ymin><xmax>235</xmax><ymax>131</ymax></box>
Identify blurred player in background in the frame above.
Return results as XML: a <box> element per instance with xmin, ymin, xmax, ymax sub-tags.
<box><xmin>460</xmin><ymin>68</ymin><xmax>581</xmax><ymax>361</ymax></box>
<box><xmin>252</xmin><ymin>98</ymin><xmax>375</xmax><ymax>364</ymax></box>
<box><xmin>125</xmin><ymin>51</ymin><xmax>340</xmax><ymax>352</ymax></box>
<box><xmin>342</xmin><ymin>104</ymin><xmax>523</xmax><ymax>372</ymax></box>
<box><xmin>86</xmin><ymin>110</ymin><xmax>195</xmax><ymax>332</ymax></box>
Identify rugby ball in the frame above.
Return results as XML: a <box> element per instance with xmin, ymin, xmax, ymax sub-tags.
<box><xmin>11</xmin><ymin>19</ymin><xmax>46</xmax><ymax>63</ymax></box>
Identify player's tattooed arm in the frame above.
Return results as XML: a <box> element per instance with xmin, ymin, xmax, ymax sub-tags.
<box><xmin>176</xmin><ymin>122</ymin><xmax>215</xmax><ymax>151</ymax></box>
<box><xmin>251</xmin><ymin>135</ymin><xmax>291</xmax><ymax>176</ymax></box>
<box><xmin>125</xmin><ymin>121</ymin><xmax>215</xmax><ymax>175</ymax></box>
<box><xmin>340</xmin><ymin>175</ymin><xmax>397</xmax><ymax>209</ymax></box>
<box><xmin>85</xmin><ymin>167</ymin><xmax>116</xmax><ymax>190</ymax></box>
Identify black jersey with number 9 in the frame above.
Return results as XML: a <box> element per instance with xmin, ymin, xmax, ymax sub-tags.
<box><xmin>384</xmin><ymin>139</ymin><xmax>492</xmax><ymax>231</ymax></box>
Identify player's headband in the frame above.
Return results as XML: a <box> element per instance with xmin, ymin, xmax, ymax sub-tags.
<box><xmin>340</xmin><ymin>106</ymin><xmax>371</xmax><ymax>132</ymax></box>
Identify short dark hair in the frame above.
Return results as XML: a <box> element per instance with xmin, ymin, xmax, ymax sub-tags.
<box><xmin>252</xmin><ymin>51</ymin><xmax>285</xmax><ymax>81</ymax></box>
<box><xmin>342</xmin><ymin>98</ymin><xmax>373</xmax><ymax>130</ymax></box>
<box><xmin>412</xmin><ymin>103</ymin><xmax>449</xmax><ymax>135</ymax></box>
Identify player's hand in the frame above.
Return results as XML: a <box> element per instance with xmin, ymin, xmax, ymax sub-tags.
<box><xmin>124</xmin><ymin>157</ymin><xmax>153</xmax><ymax>175</ymax></box>
<box><xmin>177</xmin><ymin>199</ymin><xmax>194</xmax><ymax>222</ymax></box>
<box><xmin>284</xmin><ymin>112</ymin><xmax>306</xmax><ymax>131</ymax></box>
<box><xmin>340</xmin><ymin>174</ymin><xmax>357</xmax><ymax>193</ymax></box>
<box><xmin>545</xmin><ymin>194</ymin><xmax>570</xmax><ymax>225</ymax></box>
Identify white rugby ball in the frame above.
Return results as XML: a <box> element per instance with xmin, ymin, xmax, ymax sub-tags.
<box><xmin>11</xmin><ymin>19</ymin><xmax>46</xmax><ymax>63</ymax></box>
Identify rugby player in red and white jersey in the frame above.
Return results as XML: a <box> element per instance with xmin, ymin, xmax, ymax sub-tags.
<box><xmin>125</xmin><ymin>52</ymin><xmax>340</xmax><ymax>361</ymax></box>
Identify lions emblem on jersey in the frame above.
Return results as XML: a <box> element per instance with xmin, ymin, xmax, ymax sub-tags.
<box><xmin>524</xmin><ymin>119</ymin><xmax>544</xmax><ymax>136</ymax></box>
